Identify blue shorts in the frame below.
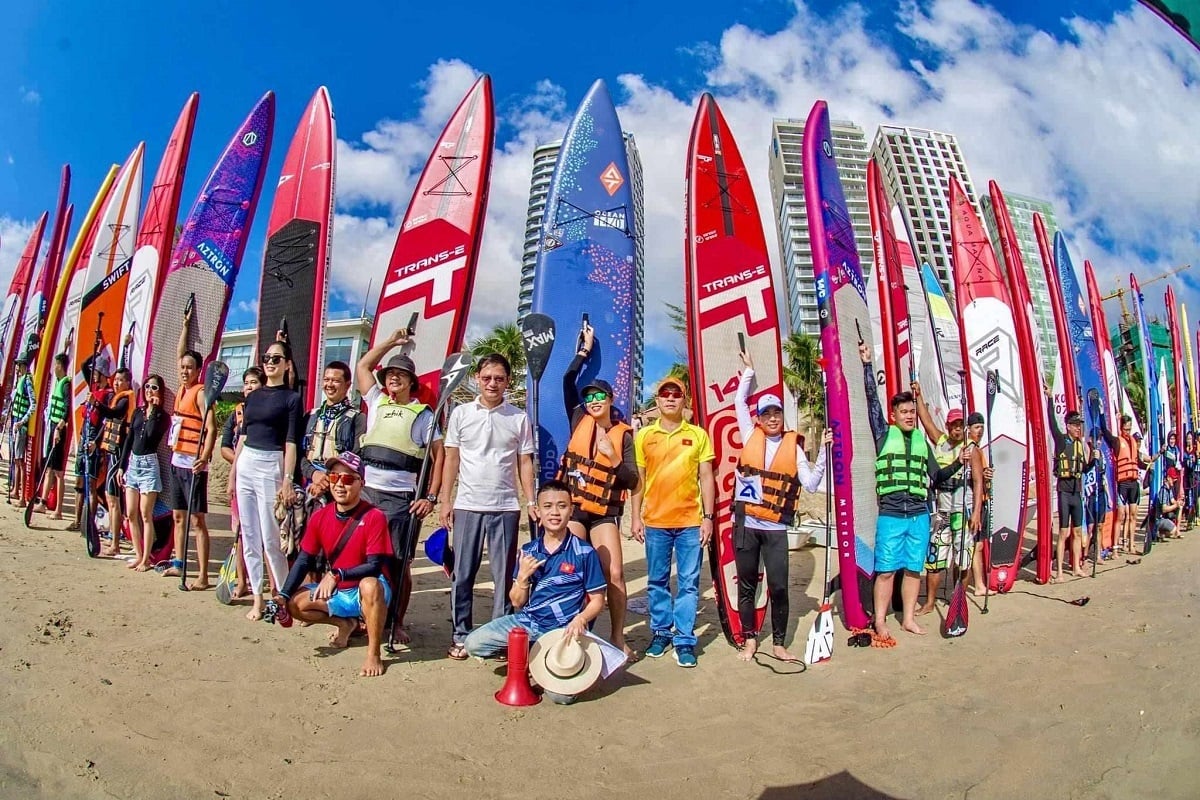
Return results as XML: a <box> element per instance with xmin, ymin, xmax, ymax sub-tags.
<box><xmin>875</xmin><ymin>513</ymin><xmax>930</xmax><ymax>574</ymax></box>
<box><xmin>303</xmin><ymin>577</ymin><xmax>392</xmax><ymax>620</ymax></box>
<box><xmin>124</xmin><ymin>453</ymin><xmax>162</xmax><ymax>494</ymax></box>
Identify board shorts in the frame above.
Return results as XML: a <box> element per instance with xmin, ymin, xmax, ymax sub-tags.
<box><xmin>168</xmin><ymin>465</ymin><xmax>208</xmax><ymax>513</ymax></box>
<box><xmin>1117</xmin><ymin>480</ymin><xmax>1140</xmax><ymax>507</ymax></box>
<box><xmin>1156</xmin><ymin>517</ymin><xmax>1177</xmax><ymax>536</ymax></box>
<box><xmin>74</xmin><ymin>444</ymin><xmax>103</xmax><ymax>483</ymax></box>
<box><xmin>571</xmin><ymin>508</ymin><xmax>622</xmax><ymax>534</ymax></box>
<box><xmin>1058</xmin><ymin>491</ymin><xmax>1083</xmax><ymax>528</ymax></box>
<box><xmin>46</xmin><ymin>434</ymin><xmax>67</xmax><ymax>472</ymax></box>
<box><xmin>926</xmin><ymin>512</ymin><xmax>973</xmax><ymax>572</ymax></box>
<box><xmin>875</xmin><ymin>512</ymin><xmax>930</xmax><ymax>574</ymax></box>
<box><xmin>124</xmin><ymin>453</ymin><xmax>161</xmax><ymax>494</ymax></box>
<box><xmin>11</xmin><ymin>428</ymin><xmax>28</xmax><ymax>460</ymax></box>
<box><xmin>302</xmin><ymin>577</ymin><xmax>392</xmax><ymax>620</ymax></box>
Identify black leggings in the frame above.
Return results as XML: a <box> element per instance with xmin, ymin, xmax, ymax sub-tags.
<box><xmin>734</xmin><ymin>524</ymin><xmax>789</xmax><ymax>645</ymax></box>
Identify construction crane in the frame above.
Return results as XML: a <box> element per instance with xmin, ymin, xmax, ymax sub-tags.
<box><xmin>1103</xmin><ymin>263</ymin><xmax>1192</xmax><ymax>326</ymax></box>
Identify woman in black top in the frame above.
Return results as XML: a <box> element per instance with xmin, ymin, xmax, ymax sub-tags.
<box><xmin>120</xmin><ymin>374</ymin><xmax>170</xmax><ymax>572</ymax></box>
<box><xmin>559</xmin><ymin>321</ymin><xmax>639</xmax><ymax>658</ymax></box>
<box><xmin>234</xmin><ymin>341</ymin><xmax>303</xmax><ymax>621</ymax></box>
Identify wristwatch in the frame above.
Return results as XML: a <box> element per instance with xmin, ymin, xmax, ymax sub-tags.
<box><xmin>702</xmin><ymin>512</ymin><xmax>715</xmax><ymax>520</ymax></box>
<box><xmin>424</xmin><ymin>494</ymin><xmax>438</xmax><ymax>504</ymax></box>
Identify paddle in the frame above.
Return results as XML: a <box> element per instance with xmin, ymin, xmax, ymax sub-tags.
<box><xmin>384</xmin><ymin>351</ymin><xmax>472</xmax><ymax>654</ymax></box>
<box><xmin>1086</xmin><ymin>388</ymin><xmax>1105</xmax><ymax>578</ymax></box>
<box><xmin>82</xmin><ymin>313</ymin><xmax>106</xmax><ymax>558</ymax></box>
<box><xmin>25</xmin><ymin>327</ymin><xmax>74</xmax><ymax>528</ymax></box>
<box><xmin>804</xmin><ymin>360</ymin><xmax>834</xmax><ymax>666</ymax></box>
<box><xmin>943</xmin><ymin>370</ymin><xmax>970</xmax><ymax>638</ymax></box>
<box><xmin>520</xmin><ymin>313</ymin><xmax>556</xmax><ymax>538</ymax></box>
<box><xmin>981</xmin><ymin>369</ymin><xmax>1000</xmax><ymax>616</ymax></box>
<box><xmin>179</xmin><ymin>360</ymin><xmax>229</xmax><ymax>591</ymax></box>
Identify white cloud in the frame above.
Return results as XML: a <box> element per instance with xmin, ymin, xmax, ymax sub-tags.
<box><xmin>0</xmin><ymin>216</ymin><xmax>37</xmax><ymax>290</ymax></box>
<box><xmin>18</xmin><ymin>86</ymin><xmax>40</xmax><ymax>105</ymax></box>
<box><xmin>236</xmin><ymin>299</ymin><xmax>259</xmax><ymax>316</ymax></box>
<box><xmin>327</xmin><ymin>0</ymin><xmax>1200</xmax><ymax>354</ymax></box>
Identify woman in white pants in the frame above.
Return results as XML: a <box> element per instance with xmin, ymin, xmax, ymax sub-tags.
<box><xmin>234</xmin><ymin>341</ymin><xmax>303</xmax><ymax>621</ymax></box>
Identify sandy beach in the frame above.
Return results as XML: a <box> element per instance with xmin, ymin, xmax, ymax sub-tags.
<box><xmin>1</xmin><ymin>493</ymin><xmax>1197</xmax><ymax>800</ymax></box>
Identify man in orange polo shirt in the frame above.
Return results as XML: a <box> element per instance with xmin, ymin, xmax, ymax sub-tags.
<box><xmin>630</xmin><ymin>376</ymin><xmax>716</xmax><ymax>668</ymax></box>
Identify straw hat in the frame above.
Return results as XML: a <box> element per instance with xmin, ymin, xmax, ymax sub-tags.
<box><xmin>527</xmin><ymin>628</ymin><xmax>603</xmax><ymax>696</ymax></box>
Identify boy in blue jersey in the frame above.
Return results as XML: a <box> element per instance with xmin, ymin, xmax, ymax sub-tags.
<box><xmin>465</xmin><ymin>480</ymin><xmax>606</xmax><ymax>697</ymax></box>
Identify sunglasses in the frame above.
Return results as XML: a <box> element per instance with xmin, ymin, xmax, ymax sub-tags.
<box><xmin>583</xmin><ymin>391</ymin><xmax>610</xmax><ymax>403</ymax></box>
<box><xmin>262</xmin><ymin>353</ymin><xmax>286</xmax><ymax>365</ymax></box>
<box><xmin>657</xmin><ymin>388</ymin><xmax>684</xmax><ymax>399</ymax></box>
<box><xmin>479</xmin><ymin>375</ymin><xmax>508</xmax><ymax>384</ymax></box>
<box><xmin>144</xmin><ymin>385</ymin><xmax>161</xmax><ymax>393</ymax></box>
<box><xmin>327</xmin><ymin>472</ymin><xmax>360</xmax><ymax>486</ymax></box>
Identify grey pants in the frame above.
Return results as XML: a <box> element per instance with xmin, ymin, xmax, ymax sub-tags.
<box><xmin>451</xmin><ymin>509</ymin><xmax>520</xmax><ymax>644</ymax></box>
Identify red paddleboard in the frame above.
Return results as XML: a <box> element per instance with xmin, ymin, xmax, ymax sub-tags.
<box><xmin>867</xmin><ymin>159</ymin><xmax>910</xmax><ymax>398</ymax></box>
<box><xmin>370</xmin><ymin>75</ymin><xmax>493</xmax><ymax>403</ymax></box>
<box><xmin>0</xmin><ymin>212</ymin><xmax>48</xmax><ymax>395</ymax></box>
<box><xmin>949</xmin><ymin>177</ymin><xmax>1030</xmax><ymax>593</ymax></box>
<box><xmin>990</xmin><ymin>182</ymin><xmax>1053</xmax><ymax>585</ymax></box>
<box><xmin>685</xmin><ymin>93</ymin><xmax>783</xmax><ymax>646</ymax></box>
<box><xmin>1085</xmin><ymin>259</ymin><xmax>1122</xmax><ymax>550</ymax></box>
<box><xmin>256</xmin><ymin>86</ymin><xmax>335</xmax><ymax>408</ymax></box>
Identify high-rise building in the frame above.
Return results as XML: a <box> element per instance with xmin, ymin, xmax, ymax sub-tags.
<box><xmin>981</xmin><ymin>192</ymin><xmax>1060</xmax><ymax>377</ymax></box>
<box><xmin>517</xmin><ymin>133</ymin><xmax>645</xmax><ymax>402</ymax></box>
<box><xmin>767</xmin><ymin>118</ymin><xmax>872</xmax><ymax>337</ymax></box>
<box><xmin>870</xmin><ymin>126</ymin><xmax>981</xmax><ymax>290</ymax></box>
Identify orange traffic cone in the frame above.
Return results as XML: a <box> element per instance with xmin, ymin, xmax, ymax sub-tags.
<box><xmin>495</xmin><ymin>625</ymin><xmax>541</xmax><ymax>706</ymax></box>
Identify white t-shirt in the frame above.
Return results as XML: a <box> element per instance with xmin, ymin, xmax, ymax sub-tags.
<box><xmin>362</xmin><ymin>385</ymin><xmax>440</xmax><ymax>494</ymax></box>
<box><xmin>444</xmin><ymin>398</ymin><xmax>535</xmax><ymax>512</ymax></box>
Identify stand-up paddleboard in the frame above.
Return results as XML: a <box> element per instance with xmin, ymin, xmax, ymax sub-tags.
<box><xmin>804</xmin><ymin>101</ymin><xmax>876</xmax><ymax>631</ymax></box>
<box><xmin>990</xmin><ymin>181</ymin><xmax>1052</xmax><ymax>586</ymax></box>
<box><xmin>530</xmin><ymin>79</ymin><xmax>637</xmax><ymax>482</ymax></box>
<box><xmin>919</xmin><ymin>262</ymin><xmax>963</xmax><ymax>429</ymax></box>
<box><xmin>866</xmin><ymin>159</ymin><xmax>910</xmax><ymax>399</ymax></box>
<box><xmin>144</xmin><ymin>92</ymin><xmax>273</xmax><ymax>499</ymax></box>
<box><xmin>1085</xmin><ymin>258</ymin><xmax>1121</xmax><ymax>550</ymax></box>
<box><xmin>1055</xmin><ymin>233</ymin><xmax>1112</xmax><ymax>554</ymax></box>
<box><xmin>372</xmin><ymin>75</ymin><xmax>493</xmax><ymax>405</ymax></box>
<box><xmin>255</xmin><ymin>87</ymin><xmax>335</xmax><ymax>409</ymax></box>
<box><xmin>0</xmin><ymin>212</ymin><xmax>47</xmax><ymax>394</ymax></box>
<box><xmin>1130</xmin><ymin>274</ymin><xmax>1161</xmax><ymax>546</ymax></box>
<box><xmin>74</xmin><ymin>145</ymin><xmax>145</xmax><ymax>436</ymax></box>
<box><xmin>26</xmin><ymin>169</ymin><xmax>115</xmax><ymax>505</ymax></box>
<box><xmin>866</xmin><ymin>236</ymin><xmax>888</xmax><ymax>392</ymax></box>
<box><xmin>1035</xmin><ymin>215</ymin><xmax>1074</xmax><ymax>425</ymax></box>
<box><xmin>1181</xmin><ymin>304</ymin><xmax>1196</xmax><ymax>427</ymax></box>
<box><xmin>683</xmin><ymin>93</ymin><xmax>781</xmax><ymax>645</ymax></box>
<box><xmin>949</xmin><ymin>176</ymin><xmax>1029</xmax><ymax>593</ymax></box>
<box><xmin>126</xmin><ymin>94</ymin><xmax>199</xmax><ymax>391</ymax></box>
<box><xmin>1165</xmin><ymin>286</ymin><xmax>1185</xmax><ymax>445</ymax></box>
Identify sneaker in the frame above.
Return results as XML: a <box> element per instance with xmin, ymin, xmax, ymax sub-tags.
<box><xmin>645</xmin><ymin>634</ymin><xmax>673</xmax><ymax>658</ymax></box>
<box><xmin>674</xmin><ymin>646</ymin><xmax>697</xmax><ymax>668</ymax></box>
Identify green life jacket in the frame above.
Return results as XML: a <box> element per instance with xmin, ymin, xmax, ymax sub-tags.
<box><xmin>1056</xmin><ymin>438</ymin><xmax>1085</xmax><ymax>479</ymax></box>
<box><xmin>875</xmin><ymin>426</ymin><xmax>931</xmax><ymax>497</ymax></box>
<box><xmin>48</xmin><ymin>376</ymin><xmax>70</xmax><ymax>427</ymax></box>
<box><xmin>10</xmin><ymin>374</ymin><xmax>32</xmax><ymax>421</ymax></box>
<box><xmin>358</xmin><ymin>400</ymin><xmax>427</xmax><ymax>473</ymax></box>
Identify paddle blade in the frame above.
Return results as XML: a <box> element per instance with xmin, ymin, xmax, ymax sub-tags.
<box><xmin>437</xmin><ymin>351</ymin><xmax>473</xmax><ymax>406</ymax></box>
<box><xmin>804</xmin><ymin>604</ymin><xmax>835</xmax><ymax>665</ymax></box>
<box><xmin>202</xmin><ymin>361</ymin><xmax>230</xmax><ymax>415</ymax></box>
<box><xmin>520</xmin><ymin>313</ymin><xmax>556</xmax><ymax>382</ymax></box>
<box><xmin>943</xmin><ymin>582</ymin><xmax>969</xmax><ymax>637</ymax></box>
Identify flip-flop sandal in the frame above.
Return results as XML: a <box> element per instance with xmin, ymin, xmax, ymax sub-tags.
<box><xmin>446</xmin><ymin>644</ymin><xmax>468</xmax><ymax>661</ymax></box>
<box><xmin>870</xmin><ymin>632</ymin><xmax>898</xmax><ymax>649</ymax></box>
<box><xmin>1126</xmin><ymin>558</ymin><xmax>1142</xmax><ymax>565</ymax></box>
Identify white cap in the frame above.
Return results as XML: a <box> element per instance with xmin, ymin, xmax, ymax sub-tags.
<box><xmin>756</xmin><ymin>394</ymin><xmax>783</xmax><ymax>414</ymax></box>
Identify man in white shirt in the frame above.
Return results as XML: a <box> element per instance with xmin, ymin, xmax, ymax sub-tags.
<box><xmin>438</xmin><ymin>353</ymin><xmax>537</xmax><ymax>661</ymax></box>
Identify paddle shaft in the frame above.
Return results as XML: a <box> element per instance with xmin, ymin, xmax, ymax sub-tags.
<box><xmin>82</xmin><ymin>312</ymin><xmax>105</xmax><ymax>558</ymax></box>
<box><xmin>983</xmin><ymin>370</ymin><xmax>999</xmax><ymax>614</ymax></box>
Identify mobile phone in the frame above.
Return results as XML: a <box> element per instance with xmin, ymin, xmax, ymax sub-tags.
<box><xmin>406</xmin><ymin>312</ymin><xmax>419</xmax><ymax>336</ymax></box>
<box><xmin>578</xmin><ymin>313</ymin><xmax>589</xmax><ymax>350</ymax></box>
<box><xmin>737</xmin><ymin>332</ymin><xmax>746</xmax><ymax>353</ymax></box>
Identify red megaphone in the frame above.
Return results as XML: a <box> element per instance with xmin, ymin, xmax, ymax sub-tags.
<box><xmin>495</xmin><ymin>625</ymin><xmax>541</xmax><ymax>707</ymax></box>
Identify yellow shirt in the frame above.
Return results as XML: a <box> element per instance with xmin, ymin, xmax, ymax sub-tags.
<box><xmin>634</xmin><ymin>419</ymin><xmax>714</xmax><ymax>528</ymax></box>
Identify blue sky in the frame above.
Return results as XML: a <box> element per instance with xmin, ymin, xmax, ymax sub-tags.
<box><xmin>1</xmin><ymin>0</ymin><xmax>1196</xmax><ymax>394</ymax></box>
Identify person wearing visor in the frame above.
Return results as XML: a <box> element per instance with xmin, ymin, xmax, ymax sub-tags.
<box><xmin>557</xmin><ymin>320</ymin><xmax>639</xmax><ymax>659</ymax></box>
<box><xmin>1048</xmin><ymin>405</ymin><xmax>1098</xmax><ymax>582</ymax></box>
<box><xmin>733</xmin><ymin>349</ymin><xmax>829</xmax><ymax>663</ymax></box>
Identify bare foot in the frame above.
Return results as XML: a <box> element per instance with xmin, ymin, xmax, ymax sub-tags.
<box><xmin>50</xmin><ymin>513</ymin><xmax>63</xmax><ymax>521</ymax></box>
<box><xmin>389</xmin><ymin>625</ymin><xmax>411</xmax><ymax>648</ymax></box>
<box><xmin>873</xmin><ymin>620</ymin><xmax>893</xmax><ymax>641</ymax></box>
<box><xmin>187</xmin><ymin>580</ymin><xmax>211</xmax><ymax>591</ymax></box>
<box><xmin>329</xmin><ymin>619</ymin><xmax>356</xmax><ymax>649</ymax></box>
<box><xmin>915</xmin><ymin>603</ymin><xmax>936</xmax><ymax>616</ymax></box>
<box><xmin>162</xmin><ymin>566</ymin><xmax>181</xmax><ymax>578</ymax></box>
<box><xmin>134</xmin><ymin>563</ymin><xmax>151</xmax><ymax>573</ymax></box>
<box><xmin>900</xmin><ymin>619</ymin><xmax>926</xmax><ymax>635</ymax></box>
<box><xmin>969</xmin><ymin>585</ymin><xmax>993</xmax><ymax>596</ymax></box>
<box><xmin>1073</xmin><ymin>570</ymin><xmax>1088</xmax><ymax>579</ymax></box>
<box><xmin>245</xmin><ymin>604</ymin><xmax>264</xmax><ymax>622</ymax></box>
<box><xmin>738</xmin><ymin>637</ymin><xmax>758</xmax><ymax>662</ymax></box>
<box><xmin>232</xmin><ymin>584</ymin><xmax>250</xmax><ymax>600</ymax></box>
<box><xmin>359</xmin><ymin>652</ymin><xmax>385</xmax><ymax>678</ymax></box>
<box><xmin>772</xmin><ymin>644</ymin><xmax>800</xmax><ymax>662</ymax></box>
<box><xmin>616</xmin><ymin>643</ymin><xmax>638</xmax><ymax>663</ymax></box>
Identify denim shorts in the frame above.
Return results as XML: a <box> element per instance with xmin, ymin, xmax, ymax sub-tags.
<box><xmin>875</xmin><ymin>512</ymin><xmax>930</xmax><ymax>574</ymax></box>
<box><xmin>124</xmin><ymin>453</ymin><xmax>162</xmax><ymax>494</ymax></box>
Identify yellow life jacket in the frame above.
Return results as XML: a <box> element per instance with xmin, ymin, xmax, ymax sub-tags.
<box><xmin>358</xmin><ymin>400</ymin><xmax>427</xmax><ymax>472</ymax></box>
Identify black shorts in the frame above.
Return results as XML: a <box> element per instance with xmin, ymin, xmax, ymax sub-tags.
<box><xmin>168</xmin><ymin>465</ymin><xmax>208</xmax><ymax>513</ymax></box>
<box><xmin>571</xmin><ymin>508</ymin><xmax>621</xmax><ymax>534</ymax></box>
<box><xmin>1117</xmin><ymin>480</ymin><xmax>1141</xmax><ymax>507</ymax></box>
<box><xmin>104</xmin><ymin>453</ymin><xmax>123</xmax><ymax>497</ymax></box>
<box><xmin>362</xmin><ymin>486</ymin><xmax>418</xmax><ymax>561</ymax></box>
<box><xmin>46</xmin><ymin>434</ymin><xmax>67</xmax><ymax>472</ymax></box>
<box><xmin>74</xmin><ymin>446</ymin><xmax>102</xmax><ymax>480</ymax></box>
<box><xmin>1058</xmin><ymin>491</ymin><xmax>1084</xmax><ymax>528</ymax></box>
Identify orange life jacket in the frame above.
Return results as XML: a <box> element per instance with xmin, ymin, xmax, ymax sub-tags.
<box><xmin>99</xmin><ymin>389</ymin><xmax>135</xmax><ymax>454</ymax></box>
<box><xmin>557</xmin><ymin>416</ymin><xmax>632</xmax><ymax>515</ymax></box>
<box><xmin>737</xmin><ymin>428</ymin><xmax>801</xmax><ymax>525</ymax></box>
<box><xmin>1116</xmin><ymin>433</ymin><xmax>1139</xmax><ymax>483</ymax></box>
<box><xmin>171</xmin><ymin>383</ymin><xmax>205</xmax><ymax>457</ymax></box>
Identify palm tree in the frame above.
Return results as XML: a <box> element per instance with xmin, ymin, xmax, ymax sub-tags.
<box><xmin>783</xmin><ymin>331</ymin><xmax>824</xmax><ymax>426</ymax></box>
<box><xmin>469</xmin><ymin>322</ymin><xmax>527</xmax><ymax>375</ymax></box>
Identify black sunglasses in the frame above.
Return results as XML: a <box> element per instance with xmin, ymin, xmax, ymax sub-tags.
<box><xmin>262</xmin><ymin>354</ymin><xmax>286</xmax><ymax>365</ymax></box>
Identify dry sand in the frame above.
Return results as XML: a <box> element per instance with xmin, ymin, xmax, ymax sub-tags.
<box><xmin>0</xmin><ymin>493</ymin><xmax>1197</xmax><ymax>800</ymax></box>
